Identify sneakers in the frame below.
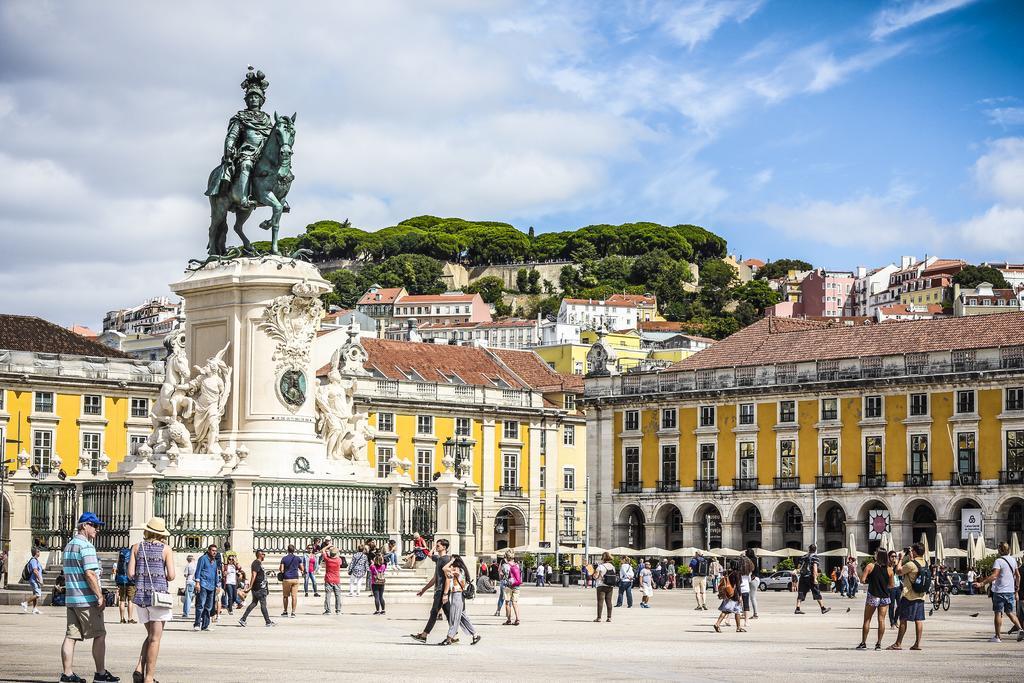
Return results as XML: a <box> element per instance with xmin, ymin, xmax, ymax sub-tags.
<box><xmin>32</xmin><ymin>608</ymin><xmax>41</xmax><ymax>614</ymax></box>
<box><xmin>20</xmin><ymin>601</ymin><xmax>28</xmax><ymax>613</ymax></box>
<box><xmin>694</xmin><ymin>606</ymin><xmax>703</xmax><ymax>611</ymax></box>
<box><xmin>266</xmin><ymin>621</ymin><xmax>276</xmax><ymax>627</ymax></box>
<box><xmin>192</xmin><ymin>626</ymin><xmax>200</xmax><ymax>632</ymax></box>
<box><xmin>821</xmin><ymin>607</ymin><xmax>831</xmax><ymax>614</ymax></box>
<box><xmin>795</xmin><ymin>608</ymin><xmax>805</xmax><ymax>614</ymax></box>
<box><xmin>989</xmin><ymin>635</ymin><xmax>1002</xmax><ymax>643</ymax></box>
<box><xmin>1017</xmin><ymin>630</ymin><xmax>1024</xmax><ymax>643</ymax></box>
<box><xmin>323</xmin><ymin>610</ymin><xmax>331</xmax><ymax>615</ymax></box>
<box><xmin>59</xmin><ymin>675</ymin><xmax>86</xmax><ymax>683</ymax></box>
<box><xmin>93</xmin><ymin>671</ymin><xmax>121</xmax><ymax>682</ymax></box>
<box><xmin>281</xmin><ymin>611</ymin><xmax>289</xmax><ymax>617</ymax></box>
<box><xmin>238</xmin><ymin>619</ymin><xmax>247</xmax><ymax>627</ymax></box>
<box><xmin>855</xmin><ymin>643</ymin><xmax>867</xmax><ymax>650</ymax></box>
<box><xmin>289</xmin><ymin>612</ymin><xmax>296</xmax><ymax>618</ymax></box>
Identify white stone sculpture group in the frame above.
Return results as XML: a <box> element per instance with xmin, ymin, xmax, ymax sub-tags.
<box><xmin>314</xmin><ymin>343</ymin><xmax>376</xmax><ymax>463</ymax></box>
<box><xmin>147</xmin><ymin>332</ymin><xmax>232</xmax><ymax>460</ymax></box>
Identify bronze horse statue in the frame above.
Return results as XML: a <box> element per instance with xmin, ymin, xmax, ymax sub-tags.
<box><xmin>206</xmin><ymin>112</ymin><xmax>296</xmax><ymax>256</ymax></box>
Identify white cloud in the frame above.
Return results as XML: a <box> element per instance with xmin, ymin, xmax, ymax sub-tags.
<box><xmin>751</xmin><ymin>168</ymin><xmax>773</xmax><ymax>188</ymax></box>
<box><xmin>973</xmin><ymin>137</ymin><xmax>1024</xmax><ymax>205</ymax></box>
<box><xmin>870</xmin><ymin>0</ymin><xmax>978</xmax><ymax>41</ymax></box>
<box><xmin>985</xmin><ymin>107</ymin><xmax>1024</xmax><ymax>128</ymax></box>
<box><xmin>959</xmin><ymin>205</ymin><xmax>1024</xmax><ymax>252</ymax></box>
<box><xmin>660</xmin><ymin>0</ymin><xmax>764</xmax><ymax>50</ymax></box>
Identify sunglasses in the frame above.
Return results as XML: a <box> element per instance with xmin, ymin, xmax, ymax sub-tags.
<box><xmin>84</xmin><ymin>522</ymin><xmax>98</xmax><ymax>528</ymax></box>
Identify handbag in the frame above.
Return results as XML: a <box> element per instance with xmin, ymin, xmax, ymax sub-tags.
<box><xmin>140</xmin><ymin>542</ymin><xmax>174</xmax><ymax>608</ymax></box>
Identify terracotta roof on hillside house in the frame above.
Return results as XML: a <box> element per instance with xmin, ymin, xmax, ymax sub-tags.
<box><xmin>416</xmin><ymin>319</ymin><xmax>535</xmax><ymax>330</ymax></box>
<box><xmin>921</xmin><ymin>259</ymin><xmax>966</xmax><ymax>275</ymax></box>
<box><xmin>357</xmin><ymin>287</ymin><xmax>404</xmax><ymax>305</ymax></box>
<box><xmin>879</xmin><ymin>304</ymin><xmax>943</xmax><ymax>315</ymax></box>
<box><xmin>562</xmin><ymin>298</ymin><xmax>634</xmax><ymax>307</ymax></box>
<box><xmin>397</xmin><ymin>293</ymin><xmax>477</xmax><ymax>303</ymax></box>
<box><xmin>606</xmin><ymin>293</ymin><xmax>656</xmax><ymax>306</ymax></box>
<box><xmin>667</xmin><ymin>313</ymin><xmax>1024</xmax><ymax>372</ymax></box>
<box><xmin>0</xmin><ymin>315</ymin><xmax>130</xmax><ymax>358</ymax></box>
<box><xmin>352</xmin><ymin>338</ymin><xmax>526</xmax><ymax>388</ymax></box>
<box><xmin>742</xmin><ymin>258</ymin><xmax>765</xmax><ymax>268</ymax></box>
<box><xmin>490</xmin><ymin>348</ymin><xmax>583</xmax><ymax>393</ymax></box>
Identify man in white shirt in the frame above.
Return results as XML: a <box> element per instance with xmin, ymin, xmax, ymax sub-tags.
<box><xmin>973</xmin><ymin>542</ymin><xmax>1022</xmax><ymax>642</ymax></box>
<box><xmin>182</xmin><ymin>555</ymin><xmax>197</xmax><ymax>618</ymax></box>
<box><xmin>615</xmin><ymin>560</ymin><xmax>635</xmax><ymax>608</ymax></box>
<box><xmin>966</xmin><ymin>568</ymin><xmax>976</xmax><ymax>595</ymax></box>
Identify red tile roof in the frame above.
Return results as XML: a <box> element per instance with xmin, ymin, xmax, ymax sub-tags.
<box><xmin>920</xmin><ymin>259</ymin><xmax>966</xmax><ymax>276</ymax></box>
<box><xmin>397</xmin><ymin>293</ymin><xmax>478</xmax><ymax>304</ymax></box>
<box><xmin>357</xmin><ymin>338</ymin><xmax>525</xmax><ymax>388</ymax></box>
<box><xmin>667</xmin><ymin>312</ymin><xmax>1024</xmax><ymax>371</ymax></box>
<box><xmin>68</xmin><ymin>325</ymin><xmax>99</xmax><ymax>338</ymax></box>
<box><xmin>562</xmin><ymin>298</ymin><xmax>634</xmax><ymax>307</ymax></box>
<box><xmin>0</xmin><ymin>315</ymin><xmax>130</xmax><ymax>358</ymax></box>
<box><xmin>606</xmin><ymin>293</ymin><xmax>656</xmax><ymax>306</ymax></box>
<box><xmin>490</xmin><ymin>348</ymin><xmax>583</xmax><ymax>393</ymax></box>
<box><xmin>357</xmin><ymin>287</ymin><xmax>404</xmax><ymax>305</ymax></box>
<box><xmin>879</xmin><ymin>304</ymin><xmax>943</xmax><ymax>315</ymax></box>
<box><xmin>741</xmin><ymin>258</ymin><xmax>765</xmax><ymax>268</ymax></box>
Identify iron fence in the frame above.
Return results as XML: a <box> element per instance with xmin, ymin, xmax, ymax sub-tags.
<box><xmin>400</xmin><ymin>486</ymin><xmax>437</xmax><ymax>548</ymax></box>
<box><xmin>253</xmin><ymin>482</ymin><xmax>389</xmax><ymax>554</ymax></box>
<box><xmin>81</xmin><ymin>481</ymin><xmax>133</xmax><ymax>551</ymax></box>
<box><xmin>154</xmin><ymin>479</ymin><xmax>233</xmax><ymax>552</ymax></box>
<box><xmin>30</xmin><ymin>483</ymin><xmax>78</xmax><ymax>549</ymax></box>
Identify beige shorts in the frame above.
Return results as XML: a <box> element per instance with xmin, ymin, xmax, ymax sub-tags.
<box><xmin>66</xmin><ymin>606</ymin><xmax>106</xmax><ymax>641</ymax></box>
<box><xmin>281</xmin><ymin>578</ymin><xmax>300</xmax><ymax>599</ymax></box>
<box><xmin>135</xmin><ymin>604</ymin><xmax>173</xmax><ymax>624</ymax></box>
<box><xmin>503</xmin><ymin>585</ymin><xmax>520</xmax><ymax>603</ymax></box>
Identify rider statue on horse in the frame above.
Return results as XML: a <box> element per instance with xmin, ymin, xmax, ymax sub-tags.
<box><xmin>204</xmin><ymin>67</ymin><xmax>298</xmax><ymax>259</ymax></box>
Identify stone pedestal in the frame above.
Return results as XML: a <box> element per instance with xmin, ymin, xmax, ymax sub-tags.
<box><xmin>172</xmin><ymin>257</ymin><xmax>331</xmax><ymax>479</ymax></box>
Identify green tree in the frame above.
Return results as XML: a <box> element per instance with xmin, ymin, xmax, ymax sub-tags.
<box><xmin>464</xmin><ymin>276</ymin><xmax>505</xmax><ymax>304</ymax></box>
<box><xmin>953</xmin><ymin>265</ymin><xmax>1010</xmax><ymax>289</ymax></box>
<box><xmin>559</xmin><ymin>265</ymin><xmax>582</xmax><ymax>297</ymax></box>
<box><xmin>321</xmin><ymin>269</ymin><xmax>362</xmax><ymax>308</ymax></box>
<box><xmin>755</xmin><ymin>258</ymin><xmax>813</xmax><ymax>281</ymax></box>
<box><xmin>364</xmin><ymin>254</ymin><xmax>445</xmax><ymax>294</ymax></box>
<box><xmin>697</xmin><ymin>258</ymin><xmax>738</xmax><ymax>313</ymax></box>
<box><xmin>526</xmin><ymin>295</ymin><xmax>563</xmax><ymax>319</ymax></box>
<box><xmin>730</xmin><ymin>280</ymin><xmax>781</xmax><ymax>315</ymax></box>
<box><xmin>516</xmin><ymin>268</ymin><xmax>530</xmax><ymax>293</ymax></box>
<box><xmin>527</xmin><ymin>269</ymin><xmax>541</xmax><ymax>294</ymax></box>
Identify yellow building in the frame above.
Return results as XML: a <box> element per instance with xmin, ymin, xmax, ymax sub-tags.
<box><xmin>900</xmin><ymin>286</ymin><xmax>947</xmax><ymax>306</ymax></box>
<box><xmin>340</xmin><ymin>338</ymin><xmax>585</xmax><ymax>555</ymax></box>
<box><xmin>584</xmin><ymin>313</ymin><xmax>1024</xmax><ymax>558</ymax></box>
<box><xmin>535</xmin><ymin>329</ymin><xmax>693</xmax><ymax>375</ymax></box>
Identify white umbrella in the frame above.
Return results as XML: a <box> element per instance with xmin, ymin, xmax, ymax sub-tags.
<box><xmin>607</xmin><ymin>546</ymin><xmax>641</xmax><ymax>556</ymax></box>
<box><xmin>943</xmin><ymin>548</ymin><xmax>968</xmax><ymax>558</ymax></box>
<box><xmin>585</xmin><ymin>546</ymin><xmax>607</xmax><ymax>556</ymax></box>
<box><xmin>1011</xmin><ymin>532</ymin><xmax>1021</xmax><ymax>559</ymax></box>
<box><xmin>752</xmin><ymin>547</ymin><xmax>783</xmax><ymax>558</ymax></box>
<box><xmin>820</xmin><ymin>547</ymin><xmax>872</xmax><ymax>558</ymax></box>
<box><xmin>935</xmin><ymin>532</ymin><xmax>946</xmax><ymax>566</ymax></box>
<box><xmin>708</xmin><ymin>547</ymin><xmax>743</xmax><ymax>556</ymax></box>
<box><xmin>775</xmin><ymin>547</ymin><xmax>809</xmax><ymax>558</ymax></box>
<box><xmin>669</xmin><ymin>547</ymin><xmax>702</xmax><ymax>558</ymax></box>
<box><xmin>975</xmin><ymin>535</ymin><xmax>991</xmax><ymax>560</ymax></box>
<box><xmin>966</xmin><ymin>532</ymin><xmax>976</xmax><ymax>568</ymax></box>
<box><xmin>919</xmin><ymin>532</ymin><xmax>930</xmax><ymax>563</ymax></box>
<box><xmin>639</xmin><ymin>546</ymin><xmax>669</xmax><ymax>557</ymax></box>
<box><xmin>848</xmin><ymin>532</ymin><xmax>858</xmax><ymax>558</ymax></box>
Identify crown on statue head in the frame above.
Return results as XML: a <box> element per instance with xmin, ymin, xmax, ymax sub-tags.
<box><xmin>241</xmin><ymin>65</ymin><xmax>269</xmax><ymax>98</ymax></box>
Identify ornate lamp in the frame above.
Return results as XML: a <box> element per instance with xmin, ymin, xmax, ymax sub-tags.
<box><xmin>441</xmin><ymin>436</ymin><xmax>456</xmax><ymax>476</ymax></box>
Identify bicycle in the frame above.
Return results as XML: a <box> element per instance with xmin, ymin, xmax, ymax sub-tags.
<box><xmin>930</xmin><ymin>584</ymin><xmax>951</xmax><ymax>611</ymax></box>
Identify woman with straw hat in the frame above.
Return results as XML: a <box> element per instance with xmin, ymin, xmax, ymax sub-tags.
<box><xmin>128</xmin><ymin>517</ymin><xmax>175</xmax><ymax>683</ymax></box>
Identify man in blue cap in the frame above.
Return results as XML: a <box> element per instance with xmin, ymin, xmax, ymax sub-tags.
<box><xmin>60</xmin><ymin>512</ymin><xmax>119</xmax><ymax>682</ymax></box>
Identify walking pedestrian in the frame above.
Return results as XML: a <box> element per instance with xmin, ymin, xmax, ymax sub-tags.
<box><xmin>238</xmin><ymin>549</ymin><xmax>275</xmax><ymax>628</ymax></box>
<box><xmin>278</xmin><ymin>544</ymin><xmax>304</xmax><ymax>618</ymax></box>
<box><xmin>888</xmin><ymin>543</ymin><xmax>928</xmax><ymax>651</ymax></box>
<box><xmin>966</xmin><ymin>567</ymin><xmax>977</xmax><ymax>595</ymax></box>
<box><xmin>320</xmin><ymin>544</ymin><xmax>343</xmax><ymax>614</ymax></box>
<box><xmin>615</xmin><ymin>558</ymin><xmax>634</xmax><ymax>608</ymax></box>
<box><xmin>713</xmin><ymin>563</ymin><xmax>743</xmax><ymax>633</ymax></box>
<box><xmin>546</xmin><ymin>563</ymin><xmax>553</xmax><ymax>586</ymax></box>
<box><xmin>494</xmin><ymin>557</ymin><xmax>507</xmax><ymax>616</ymax></box>
<box><xmin>370</xmin><ymin>553</ymin><xmax>387</xmax><ymax>615</ymax></box>
<box><xmin>303</xmin><ymin>545</ymin><xmax>319</xmax><ymax>597</ymax></box>
<box><xmin>502</xmin><ymin>550</ymin><xmax>522</xmax><ymax>626</ymax></box>
<box><xmin>639</xmin><ymin>561</ymin><xmax>654</xmax><ymax>608</ymax></box>
<box><xmin>535</xmin><ymin>563</ymin><xmax>546</xmax><ymax>587</ymax></box>
<box><xmin>410</xmin><ymin>538</ymin><xmax>453</xmax><ymax>643</ymax></box>
<box><xmin>181</xmin><ymin>555</ymin><xmax>196</xmax><ymax>619</ymax></box>
<box><xmin>856</xmin><ymin>549</ymin><xmax>895</xmax><ymax>650</ymax></box>
<box><xmin>59</xmin><ymin>512</ymin><xmax>119</xmax><ymax>683</ymax></box>
<box><xmin>708</xmin><ymin>556</ymin><xmax>722</xmax><ymax>593</ymax></box>
<box><xmin>846</xmin><ymin>556</ymin><xmax>859</xmax><ymax>598</ymax></box>
<box><xmin>347</xmin><ymin>544</ymin><xmax>369</xmax><ymax>597</ymax></box>
<box><xmin>738</xmin><ymin>554</ymin><xmax>754</xmax><ymax>627</ymax></box>
<box><xmin>113</xmin><ymin>547</ymin><xmax>136</xmax><ymax>624</ymax></box>
<box><xmin>192</xmin><ymin>544</ymin><xmax>220</xmax><ymax>631</ymax></box>
<box><xmin>794</xmin><ymin>543</ymin><xmax>831</xmax><ymax>615</ymax></box>
<box><xmin>972</xmin><ymin>541</ymin><xmax>1022</xmax><ymax>643</ymax></box>
<box><xmin>593</xmin><ymin>552</ymin><xmax>616</xmax><ymax>622</ymax></box>
<box><xmin>886</xmin><ymin>550</ymin><xmax>902</xmax><ymax>629</ymax></box>
<box><xmin>744</xmin><ymin>548</ymin><xmax>759</xmax><ymax>619</ymax></box>
<box><xmin>127</xmin><ymin>517</ymin><xmax>174</xmax><ymax>683</ymax></box>
<box><xmin>20</xmin><ymin>547</ymin><xmax>44</xmax><ymax>615</ymax></box>
<box><xmin>222</xmin><ymin>557</ymin><xmax>240</xmax><ymax>615</ymax></box>
<box><xmin>440</xmin><ymin>555</ymin><xmax>481</xmax><ymax>646</ymax></box>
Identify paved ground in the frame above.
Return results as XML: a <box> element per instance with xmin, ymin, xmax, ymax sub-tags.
<box><xmin>1</xmin><ymin>587</ymin><xmax>1020</xmax><ymax>681</ymax></box>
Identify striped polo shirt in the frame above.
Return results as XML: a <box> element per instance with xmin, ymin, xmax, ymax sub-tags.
<box><xmin>63</xmin><ymin>534</ymin><xmax>100</xmax><ymax>607</ymax></box>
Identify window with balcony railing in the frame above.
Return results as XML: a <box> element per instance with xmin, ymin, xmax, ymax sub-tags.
<box><xmin>906</xmin><ymin>352</ymin><xmax>927</xmax><ymax>375</ymax></box>
<box><xmin>1000</xmin><ymin>346</ymin><xmax>1024</xmax><ymax>369</ymax></box>
<box><xmin>661</xmin><ymin>445</ymin><xmax>677</xmax><ymax>486</ymax></box>
<box><xmin>910</xmin><ymin>434</ymin><xmax>929</xmax><ymax>476</ymax></box>
<box><xmin>817</xmin><ymin>359</ymin><xmax>839</xmax><ymax>381</ymax></box>
<box><xmin>821</xmin><ymin>438</ymin><xmax>839</xmax><ymax>476</ymax></box>
<box><xmin>699</xmin><ymin>443</ymin><xmax>716</xmax><ymax>483</ymax></box>
<box><xmin>779</xmin><ymin>439</ymin><xmax>796</xmax><ymax>478</ymax></box>
<box><xmin>1005</xmin><ymin>431</ymin><xmax>1024</xmax><ymax>482</ymax></box>
<box><xmin>735</xmin><ymin>366</ymin><xmax>755</xmax><ymax>387</ymax></box>
<box><xmin>699</xmin><ymin>405</ymin><xmax>715</xmax><ymax>427</ymax></box>
<box><xmin>861</xmin><ymin>356</ymin><xmax>882</xmax><ymax>378</ymax></box>
<box><xmin>1006</xmin><ymin>387</ymin><xmax>1024</xmax><ymax>412</ymax></box>
<box><xmin>865</xmin><ymin>436</ymin><xmax>883</xmax><ymax>476</ymax></box>
<box><xmin>776</xmin><ymin>363</ymin><xmax>797</xmax><ymax>384</ymax></box>
<box><xmin>952</xmin><ymin>349</ymin><xmax>976</xmax><ymax>372</ymax></box>
<box><xmin>624</xmin><ymin>446</ymin><xmax>640</xmax><ymax>487</ymax></box>
<box><xmin>739</xmin><ymin>403</ymin><xmax>755</xmax><ymax>425</ymax></box>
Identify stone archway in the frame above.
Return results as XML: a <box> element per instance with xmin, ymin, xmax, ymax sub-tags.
<box><xmin>694</xmin><ymin>503</ymin><xmax>722</xmax><ymax>550</ymax></box>
<box><xmin>0</xmin><ymin>489</ymin><xmax>11</xmax><ymax>551</ymax></box>
<box><xmin>734</xmin><ymin>502</ymin><xmax>763</xmax><ymax>549</ymax></box>
<box><xmin>772</xmin><ymin>501</ymin><xmax>804</xmax><ymax>549</ymax></box>
<box><xmin>948</xmin><ymin>497</ymin><xmax>983</xmax><ymax>550</ymax></box>
<box><xmin>654</xmin><ymin>503</ymin><xmax>685</xmax><ymax>549</ymax></box>
<box><xmin>999</xmin><ymin>496</ymin><xmax>1024</xmax><ymax>545</ymax></box>
<box><xmin>617</xmin><ymin>504</ymin><xmax>646</xmax><ymax>549</ymax></box>
<box><xmin>494</xmin><ymin>506</ymin><xmax>527</xmax><ymax>551</ymax></box>
<box><xmin>907</xmin><ymin>500</ymin><xmax>937</xmax><ymax>550</ymax></box>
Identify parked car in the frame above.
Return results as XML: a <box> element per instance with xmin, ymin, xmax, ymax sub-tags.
<box><xmin>946</xmin><ymin>572</ymin><xmax>967</xmax><ymax>594</ymax></box>
<box><xmin>759</xmin><ymin>571</ymin><xmax>798</xmax><ymax>591</ymax></box>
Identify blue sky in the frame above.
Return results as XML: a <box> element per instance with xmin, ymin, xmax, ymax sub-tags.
<box><xmin>0</xmin><ymin>0</ymin><xmax>1022</xmax><ymax>326</ymax></box>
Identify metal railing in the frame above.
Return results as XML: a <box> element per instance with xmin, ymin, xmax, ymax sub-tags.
<box><xmin>30</xmin><ymin>483</ymin><xmax>78</xmax><ymax>550</ymax></box>
<box><xmin>618</xmin><ymin>481</ymin><xmax>642</xmax><ymax>494</ymax></box>
<box><xmin>999</xmin><ymin>470</ymin><xmax>1024</xmax><ymax>485</ymax></box>
<box><xmin>155</xmin><ymin>479</ymin><xmax>233</xmax><ymax>552</ymax></box>
<box><xmin>694</xmin><ymin>478</ymin><xmax>719</xmax><ymax>492</ymax></box>
<box><xmin>656</xmin><ymin>480</ymin><xmax>680</xmax><ymax>493</ymax></box>
<box><xmin>253</xmin><ymin>481</ymin><xmax>389</xmax><ymax>554</ymax></box>
<box><xmin>859</xmin><ymin>474</ymin><xmax>887</xmax><ymax>489</ymax></box>
<box><xmin>400</xmin><ymin>486</ymin><xmax>437</xmax><ymax>547</ymax></box>
<box><xmin>950</xmin><ymin>471</ymin><xmax>981</xmax><ymax>486</ymax></box>
<box><xmin>499</xmin><ymin>485</ymin><xmax>525</xmax><ymax>497</ymax></box>
<box><xmin>733</xmin><ymin>477</ymin><xmax>759</xmax><ymax>491</ymax></box>
<box><xmin>815</xmin><ymin>475</ymin><xmax>843</xmax><ymax>489</ymax></box>
<box><xmin>81</xmin><ymin>481</ymin><xmax>133</xmax><ymax>551</ymax></box>
<box><xmin>904</xmin><ymin>473</ymin><xmax>933</xmax><ymax>487</ymax></box>
<box><xmin>774</xmin><ymin>476</ymin><xmax>800</xmax><ymax>490</ymax></box>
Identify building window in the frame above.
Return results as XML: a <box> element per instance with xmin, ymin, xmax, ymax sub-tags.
<box><xmin>744</xmin><ymin>507</ymin><xmax>762</xmax><ymax>533</ymax></box>
<box><xmin>1007</xmin><ymin>387</ymin><xmax>1024</xmax><ymax>412</ymax></box>
<box><xmin>0</xmin><ymin>389</ymin><xmax>4</xmax><ymax>411</ymax></box>
<box><xmin>739</xmin><ymin>403</ymin><xmax>755</xmax><ymax>426</ymax></box>
<box><xmin>784</xmin><ymin>506</ymin><xmax>803</xmax><ymax>534</ymax></box>
<box><xmin>33</xmin><ymin>430</ymin><xmax>53</xmax><ymax>474</ymax></box>
<box><xmin>956</xmin><ymin>433</ymin><xmax>976</xmax><ymax>474</ymax></box>
<box><xmin>563</xmin><ymin>507</ymin><xmax>576</xmax><ymax>534</ymax></box>
<box><xmin>817</xmin><ymin>360</ymin><xmax>839</xmax><ymax>381</ymax></box>
<box><xmin>378</xmin><ymin>412</ymin><xmax>394</xmax><ymax>433</ymax></box>
<box><xmin>563</xmin><ymin>425</ymin><xmax>574</xmax><ymax>446</ymax></box>
<box><xmin>376</xmin><ymin>447</ymin><xmax>393</xmax><ymax>478</ymax></box>
<box><xmin>661</xmin><ymin>408</ymin><xmax>677</xmax><ymax>430</ymax></box>
<box><xmin>1000</xmin><ymin>346</ymin><xmax>1024</xmax><ymax>369</ymax></box>
<box><xmin>865</xmin><ymin>436</ymin><xmax>882</xmax><ymax>476</ymax></box>
<box><xmin>539</xmin><ymin>466</ymin><xmax>546</xmax><ymax>489</ymax></box>
<box><xmin>129</xmin><ymin>397</ymin><xmax>148</xmax><ymax>419</ymax></box>
<box><xmin>416</xmin><ymin>415</ymin><xmax>433</xmax><ymax>435</ymax></box>
<box><xmin>910</xmin><ymin>434</ymin><xmax>929</xmax><ymax>475</ymax></box>
<box><xmin>909</xmin><ymin>393</ymin><xmax>928</xmax><ymax>417</ymax></box>
<box><xmin>563</xmin><ymin>467</ymin><xmax>575</xmax><ymax>491</ymax></box>
<box><xmin>738</xmin><ymin>441</ymin><xmax>755</xmax><ymax>478</ymax></box>
<box><xmin>861</xmin><ymin>357</ymin><xmax>882</xmax><ymax>378</ymax></box>
<box><xmin>661</xmin><ymin>444</ymin><xmax>677</xmax><ymax>483</ymax></box>
<box><xmin>699</xmin><ymin>405</ymin><xmax>715</xmax><ymax>427</ymax></box>
<box><xmin>952</xmin><ymin>349</ymin><xmax>976</xmax><ymax>371</ymax></box>
<box><xmin>624</xmin><ymin>446</ymin><xmax>640</xmax><ymax>484</ymax></box>
<box><xmin>82</xmin><ymin>432</ymin><xmax>101</xmax><ymax>474</ymax></box>
<box><xmin>129</xmin><ymin>434</ymin><xmax>147</xmax><ymax>456</ymax></box>
<box><xmin>956</xmin><ymin>390</ymin><xmax>975</xmax><ymax>414</ymax></box>
<box><xmin>455</xmin><ymin>417</ymin><xmax>471</xmax><ymax>437</ymax></box>
<box><xmin>779</xmin><ymin>401</ymin><xmax>796</xmax><ymax>423</ymax></box>
<box><xmin>83</xmin><ymin>394</ymin><xmax>102</xmax><ymax>416</ymax></box>
<box><xmin>821</xmin><ymin>438</ymin><xmax>839</xmax><ymax>476</ymax></box>
<box><xmin>906</xmin><ymin>352</ymin><xmax>927</xmax><ymax>374</ymax></box>
<box><xmin>735</xmin><ymin>366</ymin><xmax>755</xmax><ymax>387</ymax></box>
<box><xmin>699</xmin><ymin>443</ymin><xmax>716</xmax><ymax>480</ymax></box>
<box><xmin>820</xmin><ymin>398</ymin><xmax>838</xmax><ymax>421</ymax></box>
<box><xmin>776</xmin><ymin>363</ymin><xmax>797</xmax><ymax>384</ymax></box>
<box><xmin>34</xmin><ymin>391</ymin><xmax>54</xmax><ymax>413</ymax></box>
<box><xmin>696</xmin><ymin>369</ymin><xmax>715</xmax><ymax>389</ymax></box>
<box><xmin>416</xmin><ymin>449</ymin><xmax>433</xmax><ymax>483</ymax></box>
<box><xmin>502</xmin><ymin>453</ymin><xmax>519</xmax><ymax>488</ymax></box>
<box><xmin>624</xmin><ymin>410</ymin><xmax>640</xmax><ymax>431</ymax></box>
<box><xmin>864</xmin><ymin>395</ymin><xmax>883</xmax><ymax>419</ymax></box>
<box><xmin>503</xmin><ymin>420</ymin><xmax>519</xmax><ymax>440</ymax></box>
<box><xmin>779</xmin><ymin>440</ymin><xmax>796</xmax><ymax>477</ymax></box>
<box><xmin>1007</xmin><ymin>431</ymin><xmax>1024</xmax><ymax>472</ymax></box>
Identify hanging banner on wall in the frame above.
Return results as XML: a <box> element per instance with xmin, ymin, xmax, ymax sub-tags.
<box><xmin>961</xmin><ymin>508</ymin><xmax>983</xmax><ymax>539</ymax></box>
<box><xmin>868</xmin><ymin>509</ymin><xmax>891</xmax><ymax>540</ymax></box>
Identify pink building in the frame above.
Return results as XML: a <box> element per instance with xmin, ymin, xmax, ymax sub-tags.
<box><xmin>799</xmin><ymin>269</ymin><xmax>855</xmax><ymax>317</ymax></box>
<box><xmin>390</xmin><ymin>292</ymin><xmax>491</xmax><ymax>326</ymax></box>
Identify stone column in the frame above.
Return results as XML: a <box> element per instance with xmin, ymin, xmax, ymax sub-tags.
<box><xmin>589</xmin><ymin>406</ymin><xmax>614</xmax><ymax>547</ymax></box>
<box><xmin>387</xmin><ymin>480</ymin><xmax>406</xmax><ymax>552</ymax></box>
<box><xmin>527</xmin><ymin>420</ymin><xmax>542</xmax><ymax>543</ymax></box>
<box><xmin>480</xmin><ymin>418</ymin><xmax>496</xmax><ymax>552</ymax></box>
<box><xmin>433</xmin><ymin>481</ymin><xmax>474</xmax><ymax>564</ymax></box>
<box><xmin>228</xmin><ymin>470</ymin><xmax>260</xmax><ymax>559</ymax></box>
<box><xmin>123</xmin><ymin>460</ymin><xmax>162</xmax><ymax>546</ymax></box>
<box><xmin>761</xmin><ymin>521</ymin><xmax>782</xmax><ymax>552</ymax></box>
<box><xmin>7</xmin><ymin>462</ymin><xmax>36</xmax><ymax>570</ymax></box>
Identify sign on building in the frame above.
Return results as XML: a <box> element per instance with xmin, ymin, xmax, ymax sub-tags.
<box><xmin>961</xmin><ymin>508</ymin><xmax>984</xmax><ymax>539</ymax></box>
<box><xmin>868</xmin><ymin>509</ymin><xmax>890</xmax><ymax>540</ymax></box>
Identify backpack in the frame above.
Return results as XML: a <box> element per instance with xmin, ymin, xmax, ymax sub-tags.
<box><xmin>115</xmin><ymin>548</ymin><xmax>134</xmax><ymax>586</ymax></box>
<box><xmin>602</xmin><ymin>564</ymin><xmax>618</xmax><ymax>587</ymax></box>
<box><xmin>910</xmin><ymin>560</ymin><xmax>931</xmax><ymax>594</ymax></box>
<box><xmin>694</xmin><ymin>557</ymin><xmax>709</xmax><ymax>577</ymax></box>
<box><xmin>21</xmin><ymin>560</ymin><xmax>33</xmax><ymax>582</ymax></box>
<box><xmin>463</xmin><ymin>579</ymin><xmax>476</xmax><ymax>600</ymax></box>
<box><xmin>799</xmin><ymin>555</ymin><xmax>814</xmax><ymax>578</ymax></box>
